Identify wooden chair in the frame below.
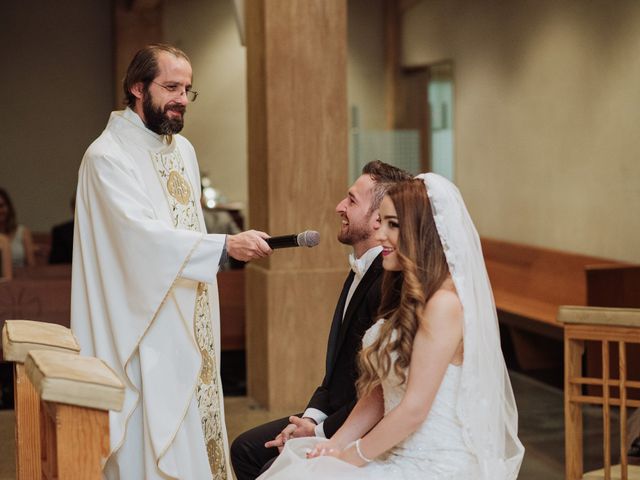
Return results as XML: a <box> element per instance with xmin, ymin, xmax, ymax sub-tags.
<box><xmin>560</xmin><ymin>306</ymin><xmax>640</xmax><ymax>480</ymax></box>
<box><xmin>24</xmin><ymin>349</ymin><xmax>124</xmax><ymax>480</ymax></box>
<box><xmin>2</xmin><ymin>319</ymin><xmax>80</xmax><ymax>480</ymax></box>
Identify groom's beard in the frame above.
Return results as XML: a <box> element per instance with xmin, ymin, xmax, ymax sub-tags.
<box><xmin>142</xmin><ymin>90</ymin><xmax>186</xmax><ymax>135</ymax></box>
<box><xmin>337</xmin><ymin>212</ymin><xmax>373</xmax><ymax>246</ymax></box>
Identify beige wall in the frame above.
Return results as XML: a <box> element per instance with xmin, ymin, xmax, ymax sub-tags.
<box><xmin>403</xmin><ymin>0</ymin><xmax>640</xmax><ymax>263</ymax></box>
<box><xmin>348</xmin><ymin>0</ymin><xmax>386</xmax><ymax>131</ymax></box>
<box><xmin>165</xmin><ymin>0</ymin><xmax>249</xmax><ymax>216</ymax></box>
<box><xmin>1</xmin><ymin>1</ymin><xmax>113</xmax><ymax>232</ymax></box>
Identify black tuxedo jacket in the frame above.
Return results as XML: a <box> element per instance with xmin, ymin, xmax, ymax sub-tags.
<box><xmin>306</xmin><ymin>254</ymin><xmax>384</xmax><ymax>437</ymax></box>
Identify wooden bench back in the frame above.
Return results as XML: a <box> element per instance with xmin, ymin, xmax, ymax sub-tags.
<box><xmin>218</xmin><ymin>269</ymin><xmax>245</xmax><ymax>351</ymax></box>
<box><xmin>0</xmin><ymin>277</ymin><xmax>71</xmax><ymax>332</ymax></box>
<box><xmin>13</xmin><ymin>264</ymin><xmax>71</xmax><ymax>279</ymax></box>
<box><xmin>586</xmin><ymin>265</ymin><xmax>640</xmax><ymax>308</ymax></box>
<box><xmin>480</xmin><ymin>238</ymin><xmax>639</xmax><ymax>375</ymax></box>
<box><xmin>0</xmin><ymin>265</ymin><xmax>245</xmax><ymax>355</ymax></box>
<box><xmin>482</xmin><ymin>238</ymin><xmax>620</xmax><ymax>308</ymax></box>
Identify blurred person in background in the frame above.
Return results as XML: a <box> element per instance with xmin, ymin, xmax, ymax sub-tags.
<box><xmin>0</xmin><ymin>187</ymin><xmax>35</xmax><ymax>267</ymax></box>
<box><xmin>49</xmin><ymin>194</ymin><xmax>75</xmax><ymax>264</ymax></box>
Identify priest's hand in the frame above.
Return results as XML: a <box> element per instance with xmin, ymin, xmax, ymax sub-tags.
<box><xmin>227</xmin><ymin>230</ymin><xmax>272</xmax><ymax>261</ymax></box>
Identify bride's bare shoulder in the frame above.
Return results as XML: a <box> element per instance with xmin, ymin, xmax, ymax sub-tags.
<box><xmin>418</xmin><ymin>281</ymin><xmax>463</xmax><ymax>330</ymax></box>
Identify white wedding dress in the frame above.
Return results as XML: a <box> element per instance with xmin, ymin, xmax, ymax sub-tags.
<box><xmin>257</xmin><ymin>318</ymin><xmax>478</xmax><ymax>480</ymax></box>
<box><xmin>360</xmin><ymin>319</ymin><xmax>478</xmax><ymax>478</ymax></box>
<box><xmin>257</xmin><ymin>173</ymin><xmax>524</xmax><ymax>480</ymax></box>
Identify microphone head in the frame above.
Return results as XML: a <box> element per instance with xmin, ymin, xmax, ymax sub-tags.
<box><xmin>297</xmin><ymin>230</ymin><xmax>320</xmax><ymax>247</ymax></box>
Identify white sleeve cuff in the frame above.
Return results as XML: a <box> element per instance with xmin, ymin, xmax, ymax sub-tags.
<box><xmin>181</xmin><ymin>234</ymin><xmax>226</xmax><ymax>284</ymax></box>
<box><xmin>302</xmin><ymin>408</ymin><xmax>328</xmax><ymax>425</ymax></box>
<box><xmin>314</xmin><ymin>422</ymin><xmax>327</xmax><ymax>438</ymax></box>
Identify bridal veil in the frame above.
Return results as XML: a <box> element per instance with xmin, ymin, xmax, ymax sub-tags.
<box><xmin>419</xmin><ymin>172</ymin><xmax>524</xmax><ymax>479</ymax></box>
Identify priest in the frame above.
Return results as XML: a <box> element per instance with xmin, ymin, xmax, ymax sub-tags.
<box><xmin>71</xmin><ymin>44</ymin><xmax>271</xmax><ymax>480</ymax></box>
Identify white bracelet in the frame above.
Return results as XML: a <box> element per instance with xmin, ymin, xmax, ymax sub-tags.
<box><xmin>354</xmin><ymin>439</ymin><xmax>373</xmax><ymax>463</ymax></box>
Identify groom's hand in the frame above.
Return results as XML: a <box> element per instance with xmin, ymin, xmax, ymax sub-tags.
<box><xmin>265</xmin><ymin>422</ymin><xmax>298</xmax><ymax>452</ymax></box>
<box><xmin>289</xmin><ymin>416</ymin><xmax>317</xmax><ymax>438</ymax></box>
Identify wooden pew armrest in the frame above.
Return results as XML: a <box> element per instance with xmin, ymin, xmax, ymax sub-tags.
<box><xmin>492</xmin><ymin>289</ymin><xmax>561</xmax><ymax>327</ymax></box>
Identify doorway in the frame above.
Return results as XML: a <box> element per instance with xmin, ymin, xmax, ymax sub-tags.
<box><xmin>396</xmin><ymin>61</ymin><xmax>455</xmax><ymax>180</ymax></box>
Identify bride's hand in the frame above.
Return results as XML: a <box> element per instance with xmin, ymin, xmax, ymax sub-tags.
<box><xmin>307</xmin><ymin>441</ymin><xmax>368</xmax><ymax>467</ymax></box>
<box><xmin>306</xmin><ymin>440</ymin><xmax>341</xmax><ymax>459</ymax></box>
<box><xmin>337</xmin><ymin>442</ymin><xmax>369</xmax><ymax>467</ymax></box>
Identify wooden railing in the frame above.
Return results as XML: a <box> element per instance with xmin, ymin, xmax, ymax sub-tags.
<box><xmin>560</xmin><ymin>306</ymin><xmax>640</xmax><ymax>480</ymax></box>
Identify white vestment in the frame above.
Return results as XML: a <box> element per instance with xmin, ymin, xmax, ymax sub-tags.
<box><xmin>71</xmin><ymin>108</ymin><xmax>232</xmax><ymax>479</ymax></box>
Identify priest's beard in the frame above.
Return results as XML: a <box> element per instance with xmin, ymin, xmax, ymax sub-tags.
<box><xmin>142</xmin><ymin>91</ymin><xmax>186</xmax><ymax>135</ymax></box>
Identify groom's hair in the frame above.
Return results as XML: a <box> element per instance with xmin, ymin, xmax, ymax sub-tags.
<box><xmin>361</xmin><ymin>160</ymin><xmax>412</xmax><ymax>214</ymax></box>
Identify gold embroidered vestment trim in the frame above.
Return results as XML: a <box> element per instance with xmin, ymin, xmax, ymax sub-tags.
<box><xmin>151</xmin><ymin>145</ymin><xmax>227</xmax><ymax>479</ymax></box>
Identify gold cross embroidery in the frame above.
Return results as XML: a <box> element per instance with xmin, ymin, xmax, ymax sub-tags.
<box><xmin>167</xmin><ymin>170</ymin><xmax>192</xmax><ymax>205</ymax></box>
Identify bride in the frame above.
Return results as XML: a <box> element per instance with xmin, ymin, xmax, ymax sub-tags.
<box><xmin>258</xmin><ymin>173</ymin><xmax>524</xmax><ymax>479</ymax></box>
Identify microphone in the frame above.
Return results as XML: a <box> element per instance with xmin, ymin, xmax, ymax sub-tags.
<box><xmin>266</xmin><ymin>230</ymin><xmax>320</xmax><ymax>249</ymax></box>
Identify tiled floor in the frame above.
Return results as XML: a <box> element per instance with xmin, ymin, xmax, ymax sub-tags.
<box><xmin>0</xmin><ymin>370</ymin><xmax>631</xmax><ymax>479</ymax></box>
<box><xmin>510</xmin><ymin>372</ymin><xmax>566</xmax><ymax>479</ymax></box>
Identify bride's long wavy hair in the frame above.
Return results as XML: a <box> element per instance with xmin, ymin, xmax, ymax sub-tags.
<box><xmin>356</xmin><ymin>179</ymin><xmax>450</xmax><ymax>397</ymax></box>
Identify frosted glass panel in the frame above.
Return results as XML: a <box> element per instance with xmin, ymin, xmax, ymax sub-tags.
<box><xmin>431</xmin><ymin>130</ymin><xmax>454</xmax><ymax>180</ymax></box>
<box><xmin>428</xmin><ymin>77</ymin><xmax>454</xmax><ymax>181</ymax></box>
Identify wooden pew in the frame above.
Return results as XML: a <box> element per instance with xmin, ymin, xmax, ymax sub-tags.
<box><xmin>0</xmin><ymin>274</ymin><xmax>72</xmax><ymax>361</ymax></box>
<box><xmin>481</xmin><ymin>238</ymin><xmax>640</xmax><ymax>374</ymax></box>
<box><xmin>0</xmin><ymin>265</ymin><xmax>244</xmax><ymax>357</ymax></box>
<box><xmin>31</xmin><ymin>231</ymin><xmax>53</xmax><ymax>266</ymax></box>
<box><xmin>13</xmin><ymin>263</ymin><xmax>71</xmax><ymax>279</ymax></box>
<box><xmin>585</xmin><ymin>265</ymin><xmax>640</xmax><ymax>396</ymax></box>
<box><xmin>218</xmin><ymin>269</ymin><xmax>246</xmax><ymax>351</ymax></box>
<box><xmin>587</xmin><ymin>265</ymin><xmax>640</xmax><ymax>308</ymax></box>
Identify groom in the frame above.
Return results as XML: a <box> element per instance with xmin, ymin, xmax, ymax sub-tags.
<box><xmin>230</xmin><ymin>161</ymin><xmax>411</xmax><ymax>479</ymax></box>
